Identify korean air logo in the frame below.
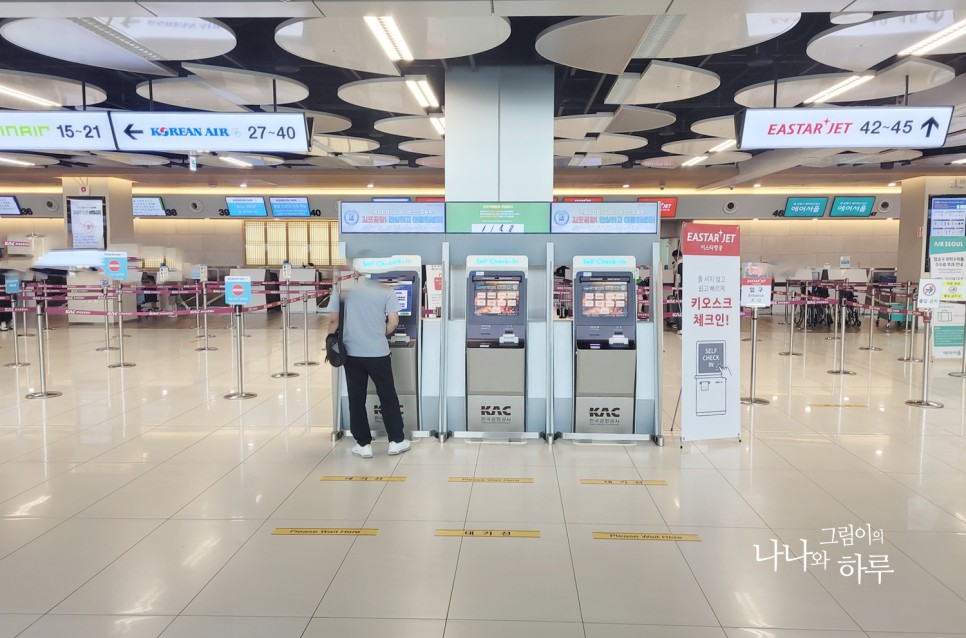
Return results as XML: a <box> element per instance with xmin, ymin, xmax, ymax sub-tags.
<box><xmin>553</xmin><ymin>209</ymin><xmax>570</xmax><ymax>226</ymax></box>
<box><xmin>343</xmin><ymin>209</ymin><xmax>359</xmax><ymax>226</ymax></box>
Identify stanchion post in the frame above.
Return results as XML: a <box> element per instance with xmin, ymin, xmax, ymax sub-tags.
<box><xmin>195</xmin><ymin>284</ymin><xmax>217</xmax><ymax>352</ymax></box>
<box><xmin>108</xmin><ymin>284</ymin><xmax>135</xmax><ymax>369</ymax></box>
<box><xmin>193</xmin><ymin>281</ymin><xmax>203</xmax><ymax>338</ymax></box>
<box><xmin>827</xmin><ymin>290</ymin><xmax>840</xmax><ymax>340</ymax></box>
<box><xmin>859</xmin><ymin>285</ymin><xmax>882</xmax><ymax>352</ymax></box>
<box><xmin>224</xmin><ymin>305</ymin><xmax>256</xmax><ymax>400</ymax></box>
<box><xmin>906</xmin><ymin>310</ymin><xmax>943</xmax><ymax>409</ymax></box>
<box><xmin>25</xmin><ymin>305</ymin><xmax>61</xmax><ymax>399</ymax></box>
<box><xmin>949</xmin><ymin>305</ymin><xmax>966</xmax><ymax>379</ymax></box>
<box><xmin>741</xmin><ymin>308</ymin><xmax>769</xmax><ymax>405</ymax></box>
<box><xmin>779</xmin><ymin>295</ymin><xmax>802</xmax><ymax>357</ymax></box>
<box><xmin>96</xmin><ymin>284</ymin><xmax>117</xmax><ymax>352</ymax></box>
<box><xmin>828</xmin><ymin>298</ymin><xmax>856</xmax><ymax>375</ymax></box>
<box><xmin>271</xmin><ymin>295</ymin><xmax>299</xmax><ymax>379</ymax></box>
<box><xmin>294</xmin><ymin>295</ymin><xmax>319</xmax><ymax>367</ymax></box>
<box><xmin>899</xmin><ymin>293</ymin><xmax>923</xmax><ymax>362</ymax></box>
<box><xmin>4</xmin><ymin>296</ymin><xmax>28</xmax><ymax>368</ymax></box>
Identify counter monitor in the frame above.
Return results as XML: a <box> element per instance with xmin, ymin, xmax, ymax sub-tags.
<box><xmin>0</xmin><ymin>196</ymin><xmax>22</xmax><ymax>216</ymax></box>
<box><xmin>225</xmin><ymin>196</ymin><xmax>268</xmax><ymax>217</ymax></box>
<box><xmin>269</xmin><ymin>196</ymin><xmax>311</xmax><ymax>218</ymax></box>
<box><xmin>784</xmin><ymin>197</ymin><xmax>828</xmax><ymax>218</ymax></box>
<box><xmin>472</xmin><ymin>278</ymin><xmax>521</xmax><ymax>317</ymax></box>
<box><xmin>829</xmin><ymin>196</ymin><xmax>875</xmax><ymax>218</ymax></box>
<box><xmin>132</xmin><ymin>196</ymin><xmax>165</xmax><ymax>217</ymax></box>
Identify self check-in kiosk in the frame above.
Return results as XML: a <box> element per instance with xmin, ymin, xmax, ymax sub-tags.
<box><xmin>465</xmin><ymin>255</ymin><xmax>528</xmax><ymax>432</ymax></box>
<box><xmin>352</xmin><ymin>256</ymin><xmax>422</xmax><ymax>439</ymax></box>
<box><xmin>572</xmin><ymin>256</ymin><xmax>637</xmax><ymax>434</ymax></box>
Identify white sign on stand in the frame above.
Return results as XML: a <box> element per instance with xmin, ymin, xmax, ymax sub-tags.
<box><xmin>738</xmin><ymin>106</ymin><xmax>953</xmax><ymax>149</ymax></box>
<box><xmin>681</xmin><ymin>223</ymin><xmax>741</xmax><ymax>443</ymax></box>
<box><xmin>280</xmin><ymin>261</ymin><xmax>293</xmax><ymax>282</ymax></box>
<box><xmin>918</xmin><ymin>279</ymin><xmax>942</xmax><ymax>310</ymax></box>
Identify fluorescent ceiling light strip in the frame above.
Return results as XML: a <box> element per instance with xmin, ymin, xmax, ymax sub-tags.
<box><xmin>803</xmin><ymin>74</ymin><xmax>873</xmax><ymax>105</ymax></box>
<box><xmin>68</xmin><ymin>18</ymin><xmax>164</xmax><ymax>61</ymax></box>
<box><xmin>950</xmin><ymin>158</ymin><xmax>966</xmax><ymax>165</ymax></box>
<box><xmin>430</xmin><ymin>116</ymin><xmax>445</xmax><ymax>136</ymax></box>
<box><xmin>405</xmin><ymin>77</ymin><xmax>439</xmax><ymax>109</ymax></box>
<box><xmin>709</xmin><ymin>139</ymin><xmax>736</xmax><ymax>153</ymax></box>
<box><xmin>0</xmin><ymin>156</ymin><xmax>36</xmax><ymax>167</ymax></box>
<box><xmin>681</xmin><ymin>155</ymin><xmax>707</xmax><ymax>167</ymax></box>
<box><xmin>0</xmin><ymin>84</ymin><xmax>61</xmax><ymax>108</ymax></box>
<box><xmin>364</xmin><ymin>16</ymin><xmax>413</xmax><ymax>62</ymax></box>
<box><xmin>219</xmin><ymin>155</ymin><xmax>253</xmax><ymax>168</ymax></box>
<box><xmin>899</xmin><ymin>18</ymin><xmax>966</xmax><ymax>56</ymax></box>
<box><xmin>634</xmin><ymin>14</ymin><xmax>685</xmax><ymax>58</ymax></box>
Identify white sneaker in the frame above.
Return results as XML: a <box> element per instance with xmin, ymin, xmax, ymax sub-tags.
<box><xmin>0</xmin><ymin>322</ymin><xmax>8</xmax><ymax>331</ymax></box>
<box><xmin>388</xmin><ymin>440</ymin><xmax>411</xmax><ymax>455</ymax></box>
<box><xmin>351</xmin><ymin>444</ymin><xmax>373</xmax><ymax>458</ymax></box>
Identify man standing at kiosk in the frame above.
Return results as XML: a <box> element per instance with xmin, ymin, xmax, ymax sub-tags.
<box><xmin>327</xmin><ymin>272</ymin><xmax>410</xmax><ymax>458</ymax></box>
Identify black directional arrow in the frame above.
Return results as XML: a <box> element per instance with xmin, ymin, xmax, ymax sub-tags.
<box><xmin>123</xmin><ymin>123</ymin><xmax>143</xmax><ymax>140</ymax></box>
<box><xmin>922</xmin><ymin>117</ymin><xmax>940</xmax><ymax>138</ymax></box>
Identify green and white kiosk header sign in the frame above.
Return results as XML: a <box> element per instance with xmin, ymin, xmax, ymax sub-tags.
<box><xmin>445</xmin><ymin>202</ymin><xmax>550</xmax><ymax>234</ymax></box>
<box><xmin>929</xmin><ymin>237</ymin><xmax>966</xmax><ymax>358</ymax></box>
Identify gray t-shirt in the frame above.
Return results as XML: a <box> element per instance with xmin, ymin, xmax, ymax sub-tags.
<box><xmin>327</xmin><ymin>278</ymin><xmax>400</xmax><ymax>357</ymax></box>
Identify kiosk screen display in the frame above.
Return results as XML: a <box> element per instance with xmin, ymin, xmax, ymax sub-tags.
<box><xmin>784</xmin><ymin>197</ymin><xmax>828</xmax><ymax>218</ymax></box>
<box><xmin>0</xmin><ymin>196</ymin><xmax>22</xmax><ymax>216</ymax></box>
<box><xmin>829</xmin><ymin>196</ymin><xmax>875</xmax><ymax>217</ymax></box>
<box><xmin>392</xmin><ymin>282</ymin><xmax>413</xmax><ymax>317</ymax></box>
<box><xmin>472</xmin><ymin>279</ymin><xmax>521</xmax><ymax>317</ymax></box>
<box><xmin>132</xmin><ymin>196</ymin><xmax>165</xmax><ymax>217</ymax></box>
<box><xmin>579</xmin><ymin>282</ymin><xmax>629</xmax><ymax>318</ymax></box>
<box><xmin>270</xmin><ymin>197</ymin><xmax>311</xmax><ymax>217</ymax></box>
<box><xmin>226</xmin><ymin>196</ymin><xmax>268</xmax><ymax>217</ymax></box>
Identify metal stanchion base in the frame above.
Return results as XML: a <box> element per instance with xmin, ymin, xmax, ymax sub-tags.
<box><xmin>825</xmin><ymin>336</ymin><xmax>840</xmax><ymax>340</ymax></box>
<box><xmin>294</xmin><ymin>361</ymin><xmax>320</xmax><ymax>367</ymax></box>
<box><xmin>96</xmin><ymin>346</ymin><xmax>119</xmax><ymax>351</ymax></box>
<box><xmin>949</xmin><ymin>372</ymin><xmax>966</xmax><ymax>378</ymax></box>
<box><xmin>195</xmin><ymin>346</ymin><xmax>218</xmax><ymax>352</ymax></box>
<box><xmin>828</xmin><ymin>369</ymin><xmax>857</xmax><ymax>375</ymax></box>
<box><xmin>4</xmin><ymin>362</ymin><xmax>29</xmax><ymax>368</ymax></box>
<box><xmin>108</xmin><ymin>363</ymin><xmax>136</xmax><ymax>369</ymax></box>
<box><xmin>858</xmin><ymin>346</ymin><xmax>882</xmax><ymax>351</ymax></box>
<box><xmin>271</xmin><ymin>371</ymin><xmax>299</xmax><ymax>378</ymax></box>
<box><xmin>905</xmin><ymin>399</ymin><xmax>944</xmax><ymax>409</ymax></box>
<box><xmin>778</xmin><ymin>351</ymin><xmax>803</xmax><ymax>356</ymax></box>
<box><xmin>741</xmin><ymin>337</ymin><xmax>762</xmax><ymax>342</ymax></box>
<box><xmin>194</xmin><ymin>334</ymin><xmax>216</xmax><ymax>339</ymax></box>
<box><xmin>224</xmin><ymin>392</ymin><xmax>257</xmax><ymax>400</ymax></box>
<box><xmin>897</xmin><ymin>357</ymin><xmax>924</xmax><ymax>363</ymax></box>
<box><xmin>741</xmin><ymin>397</ymin><xmax>770</xmax><ymax>405</ymax></box>
<box><xmin>26</xmin><ymin>391</ymin><xmax>62</xmax><ymax>399</ymax></box>
<box><xmin>21</xmin><ymin>332</ymin><xmax>36</xmax><ymax>337</ymax></box>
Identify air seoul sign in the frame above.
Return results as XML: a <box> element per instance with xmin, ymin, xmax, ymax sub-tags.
<box><xmin>738</xmin><ymin>106</ymin><xmax>953</xmax><ymax>149</ymax></box>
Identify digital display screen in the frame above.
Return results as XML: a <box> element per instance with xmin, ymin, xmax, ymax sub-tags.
<box><xmin>270</xmin><ymin>196</ymin><xmax>311</xmax><ymax>218</ymax></box>
<box><xmin>446</xmin><ymin>202</ymin><xmax>550</xmax><ymax>234</ymax></box>
<box><xmin>929</xmin><ymin>196</ymin><xmax>966</xmax><ymax>237</ymax></box>
<box><xmin>580</xmin><ymin>282</ymin><xmax>629</xmax><ymax>318</ymax></box>
<box><xmin>340</xmin><ymin>202</ymin><xmax>445</xmax><ymax>233</ymax></box>
<box><xmin>784</xmin><ymin>197</ymin><xmax>828</xmax><ymax>218</ymax></box>
<box><xmin>830</xmin><ymin>196</ymin><xmax>875</xmax><ymax>217</ymax></box>
<box><xmin>393</xmin><ymin>282</ymin><xmax>413</xmax><ymax>317</ymax></box>
<box><xmin>226</xmin><ymin>196</ymin><xmax>268</xmax><ymax>217</ymax></box>
<box><xmin>0</xmin><ymin>196</ymin><xmax>22</xmax><ymax>216</ymax></box>
<box><xmin>638</xmin><ymin>197</ymin><xmax>678</xmax><ymax>218</ymax></box>
<box><xmin>551</xmin><ymin>202</ymin><xmax>658</xmax><ymax>234</ymax></box>
<box><xmin>472</xmin><ymin>279</ymin><xmax>521</xmax><ymax>317</ymax></box>
<box><xmin>132</xmin><ymin>196</ymin><xmax>165</xmax><ymax>217</ymax></box>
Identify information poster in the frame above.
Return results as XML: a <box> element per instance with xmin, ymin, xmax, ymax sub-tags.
<box><xmin>445</xmin><ymin>202</ymin><xmax>550</xmax><ymax>234</ymax></box>
<box><xmin>426</xmin><ymin>264</ymin><xmax>443</xmax><ymax>315</ymax></box>
<box><xmin>550</xmin><ymin>202</ymin><xmax>658</xmax><ymax>234</ymax></box>
<box><xmin>340</xmin><ymin>202</ymin><xmax>444</xmax><ymax>233</ymax></box>
<box><xmin>933</xmin><ymin>303</ymin><xmax>964</xmax><ymax>359</ymax></box>
<box><xmin>67</xmin><ymin>197</ymin><xmax>106</xmax><ymax>249</ymax></box>
<box><xmin>681</xmin><ymin>223</ymin><xmax>741</xmax><ymax>443</ymax></box>
<box><xmin>225</xmin><ymin>276</ymin><xmax>252</xmax><ymax>306</ymax></box>
<box><xmin>929</xmin><ymin>237</ymin><xmax>966</xmax><ymax>358</ymax></box>
<box><xmin>102</xmin><ymin>252</ymin><xmax>128</xmax><ymax>280</ymax></box>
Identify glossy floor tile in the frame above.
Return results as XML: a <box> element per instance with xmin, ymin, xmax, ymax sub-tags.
<box><xmin>0</xmin><ymin>319</ymin><xmax>965</xmax><ymax>636</ymax></box>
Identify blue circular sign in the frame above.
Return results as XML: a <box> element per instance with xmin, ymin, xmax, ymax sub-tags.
<box><xmin>553</xmin><ymin>209</ymin><xmax>570</xmax><ymax>226</ymax></box>
<box><xmin>342</xmin><ymin>209</ymin><xmax>359</xmax><ymax>226</ymax></box>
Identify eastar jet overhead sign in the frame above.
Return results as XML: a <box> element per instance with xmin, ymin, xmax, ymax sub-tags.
<box><xmin>738</xmin><ymin>106</ymin><xmax>953</xmax><ymax>149</ymax></box>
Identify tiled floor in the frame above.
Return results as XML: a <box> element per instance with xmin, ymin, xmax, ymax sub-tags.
<box><xmin>1</xmin><ymin>312</ymin><xmax>965</xmax><ymax>637</ymax></box>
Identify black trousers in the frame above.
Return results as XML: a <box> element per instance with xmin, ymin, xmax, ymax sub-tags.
<box><xmin>344</xmin><ymin>354</ymin><xmax>405</xmax><ymax>445</ymax></box>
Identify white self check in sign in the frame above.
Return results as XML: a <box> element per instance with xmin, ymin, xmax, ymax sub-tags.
<box><xmin>738</xmin><ymin>106</ymin><xmax>953</xmax><ymax>149</ymax></box>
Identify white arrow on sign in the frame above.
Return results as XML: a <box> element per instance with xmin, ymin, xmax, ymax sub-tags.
<box><xmin>738</xmin><ymin>106</ymin><xmax>954</xmax><ymax>150</ymax></box>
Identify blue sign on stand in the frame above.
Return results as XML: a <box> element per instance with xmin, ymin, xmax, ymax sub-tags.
<box><xmin>102</xmin><ymin>252</ymin><xmax>128</xmax><ymax>280</ymax></box>
<box><xmin>4</xmin><ymin>274</ymin><xmax>20</xmax><ymax>294</ymax></box>
<box><xmin>225</xmin><ymin>276</ymin><xmax>252</xmax><ymax>306</ymax></box>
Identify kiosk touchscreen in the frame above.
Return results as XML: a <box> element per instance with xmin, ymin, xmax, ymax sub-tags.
<box><xmin>465</xmin><ymin>256</ymin><xmax>527</xmax><ymax>432</ymax></box>
<box><xmin>573</xmin><ymin>257</ymin><xmax>637</xmax><ymax>434</ymax></box>
<box><xmin>352</xmin><ymin>256</ymin><xmax>422</xmax><ymax>439</ymax></box>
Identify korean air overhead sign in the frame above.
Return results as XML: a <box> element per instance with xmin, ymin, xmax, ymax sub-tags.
<box><xmin>737</xmin><ymin>106</ymin><xmax>953</xmax><ymax>149</ymax></box>
<box><xmin>0</xmin><ymin>111</ymin><xmax>308</xmax><ymax>153</ymax></box>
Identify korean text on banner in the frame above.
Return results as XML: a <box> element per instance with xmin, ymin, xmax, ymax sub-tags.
<box><xmin>681</xmin><ymin>223</ymin><xmax>741</xmax><ymax>443</ymax></box>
